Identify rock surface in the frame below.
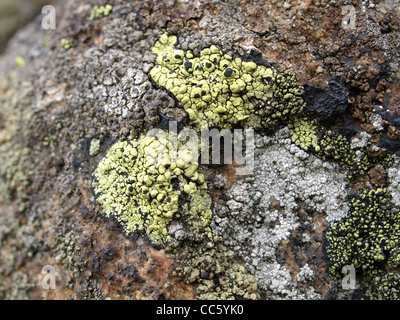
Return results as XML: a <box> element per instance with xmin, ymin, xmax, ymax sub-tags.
<box><xmin>0</xmin><ymin>0</ymin><xmax>399</xmax><ymax>300</ymax></box>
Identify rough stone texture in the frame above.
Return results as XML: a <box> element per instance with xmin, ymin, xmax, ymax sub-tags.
<box><xmin>0</xmin><ymin>0</ymin><xmax>52</xmax><ymax>54</ymax></box>
<box><xmin>0</xmin><ymin>0</ymin><xmax>400</xmax><ymax>300</ymax></box>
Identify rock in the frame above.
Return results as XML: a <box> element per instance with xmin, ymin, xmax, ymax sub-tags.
<box><xmin>0</xmin><ymin>0</ymin><xmax>400</xmax><ymax>301</ymax></box>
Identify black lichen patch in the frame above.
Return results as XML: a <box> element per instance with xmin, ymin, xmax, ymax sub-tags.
<box><xmin>304</xmin><ymin>77</ymin><xmax>348</xmax><ymax>124</ymax></box>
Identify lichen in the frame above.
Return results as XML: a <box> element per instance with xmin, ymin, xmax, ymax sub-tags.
<box><xmin>211</xmin><ymin>128</ymin><xmax>350</xmax><ymax>299</ymax></box>
<box><xmin>366</xmin><ymin>271</ymin><xmax>400</xmax><ymax>300</ymax></box>
<box><xmin>150</xmin><ymin>32</ymin><xmax>306</xmax><ymax>130</ymax></box>
<box><xmin>14</xmin><ymin>56</ymin><xmax>25</xmax><ymax>68</ymax></box>
<box><xmin>167</xmin><ymin>239</ymin><xmax>259</xmax><ymax>300</ymax></box>
<box><xmin>93</xmin><ymin>32</ymin><xmax>400</xmax><ymax>300</ymax></box>
<box><xmin>289</xmin><ymin>116</ymin><xmax>393</xmax><ymax>182</ymax></box>
<box><xmin>60</xmin><ymin>38</ymin><xmax>73</xmax><ymax>50</ymax></box>
<box><xmin>89</xmin><ymin>138</ymin><xmax>101</xmax><ymax>157</ymax></box>
<box><xmin>287</xmin><ymin>115</ymin><xmax>399</xmax><ymax>299</ymax></box>
<box><xmin>92</xmin><ymin>129</ymin><xmax>213</xmax><ymax>245</ymax></box>
<box><xmin>288</xmin><ymin>117</ymin><xmax>320</xmax><ymax>152</ymax></box>
<box><xmin>325</xmin><ymin>188</ymin><xmax>400</xmax><ymax>299</ymax></box>
<box><xmin>89</xmin><ymin>4</ymin><xmax>113</xmax><ymax>21</ymax></box>
<box><xmin>0</xmin><ymin>76</ymin><xmax>34</xmax><ymax>211</ymax></box>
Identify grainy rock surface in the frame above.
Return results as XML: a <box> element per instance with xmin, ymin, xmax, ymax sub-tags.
<box><xmin>0</xmin><ymin>0</ymin><xmax>399</xmax><ymax>300</ymax></box>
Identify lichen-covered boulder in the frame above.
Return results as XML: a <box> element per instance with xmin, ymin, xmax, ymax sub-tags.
<box><xmin>1</xmin><ymin>0</ymin><xmax>400</xmax><ymax>301</ymax></box>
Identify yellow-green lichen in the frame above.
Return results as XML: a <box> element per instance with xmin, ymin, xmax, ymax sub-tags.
<box><xmin>14</xmin><ymin>56</ymin><xmax>25</xmax><ymax>68</ymax></box>
<box><xmin>89</xmin><ymin>4</ymin><xmax>113</xmax><ymax>21</ymax></box>
<box><xmin>60</xmin><ymin>38</ymin><xmax>73</xmax><ymax>50</ymax></box>
<box><xmin>150</xmin><ymin>33</ymin><xmax>306</xmax><ymax>130</ymax></box>
<box><xmin>92</xmin><ymin>130</ymin><xmax>213</xmax><ymax>245</ymax></box>
<box><xmin>317</xmin><ymin>128</ymin><xmax>392</xmax><ymax>181</ymax></box>
<box><xmin>326</xmin><ymin>188</ymin><xmax>400</xmax><ymax>299</ymax></box>
<box><xmin>43</xmin><ymin>35</ymin><xmax>51</xmax><ymax>47</ymax></box>
<box><xmin>291</xmin><ymin>116</ymin><xmax>400</xmax><ymax>299</ymax></box>
<box><xmin>288</xmin><ymin>116</ymin><xmax>393</xmax><ymax>182</ymax></box>
<box><xmin>289</xmin><ymin>117</ymin><xmax>320</xmax><ymax>152</ymax></box>
<box><xmin>366</xmin><ymin>271</ymin><xmax>400</xmax><ymax>300</ymax></box>
<box><xmin>93</xmin><ymin>32</ymin><xmax>399</xmax><ymax>300</ymax></box>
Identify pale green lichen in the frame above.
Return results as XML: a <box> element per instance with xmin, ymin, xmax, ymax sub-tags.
<box><xmin>14</xmin><ymin>56</ymin><xmax>25</xmax><ymax>68</ymax></box>
<box><xmin>92</xmin><ymin>129</ymin><xmax>213</xmax><ymax>245</ymax></box>
<box><xmin>60</xmin><ymin>38</ymin><xmax>73</xmax><ymax>50</ymax></box>
<box><xmin>150</xmin><ymin>33</ymin><xmax>306</xmax><ymax>130</ymax></box>
<box><xmin>89</xmin><ymin>4</ymin><xmax>113</xmax><ymax>21</ymax></box>
<box><xmin>89</xmin><ymin>139</ymin><xmax>100</xmax><ymax>157</ymax></box>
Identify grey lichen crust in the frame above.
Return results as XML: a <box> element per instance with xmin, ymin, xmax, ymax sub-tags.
<box><xmin>61</xmin><ymin>18</ymin><xmax>182</xmax><ymax>142</ymax></box>
<box><xmin>167</xmin><ymin>239</ymin><xmax>259</xmax><ymax>300</ymax></box>
<box><xmin>212</xmin><ymin>127</ymin><xmax>351</xmax><ymax>299</ymax></box>
<box><xmin>388</xmin><ymin>155</ymin><xmax>400</xmax><ymax>208</ymax></box>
